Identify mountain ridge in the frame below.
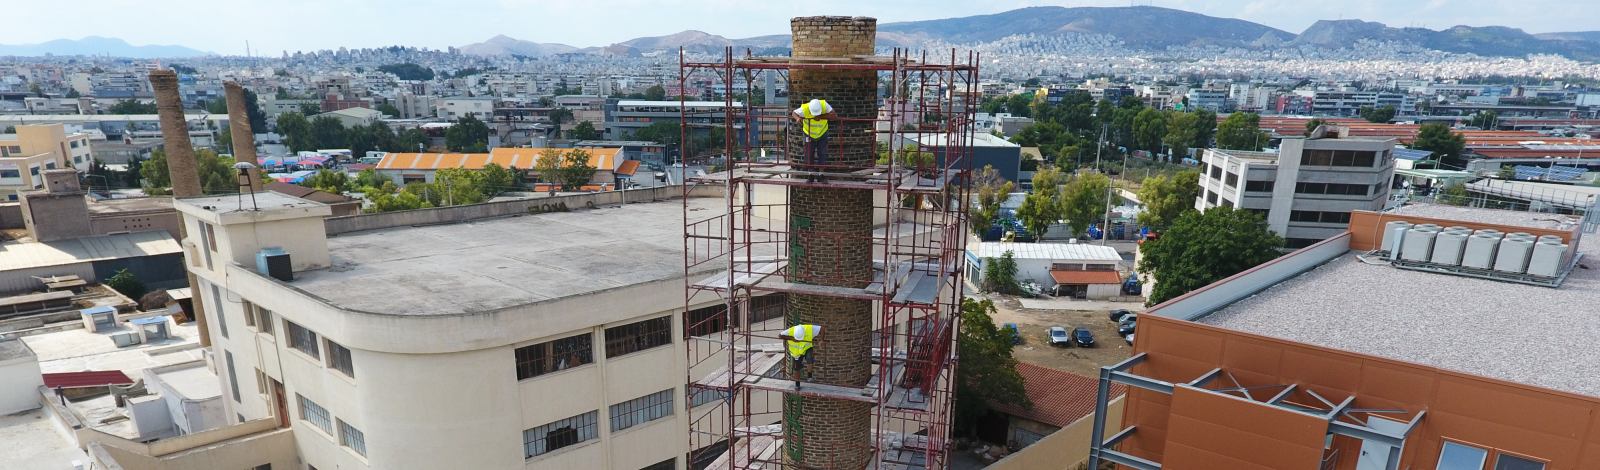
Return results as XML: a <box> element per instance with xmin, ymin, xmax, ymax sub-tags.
<box><xmin>0</xmin><ymin>36</ymin><xmax>211</xmax><ymax>58</ymax></box>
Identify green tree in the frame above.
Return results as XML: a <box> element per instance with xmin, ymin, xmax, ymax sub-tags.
<box><xmin>970</xmin><ymin>165</ymin><xmax>1014</xmax><ymax>236</ymax></box>
<box><xmin>378</xmin><ymin>63</ymin><xmax>435</xmax><ymax>81</ymax></box>
<box><xmin>1411</xmin><ymin>123</ymin><xmax>1467</xmax><ymax>169</ymax></box>
<box><xmin>301</xmin><ymin>169</ymin><xmax>349</xmax><ymax>194</ymax></box>
<box><xmin>1060</xmin><ymin>172</ymin><xmax>1111</xmax><ymax>236</ymax></box>
<box><xmin>205</xmin><ymin>99</ymin><xmax>229</xmax><ymax>115</ymax></box>
<box><xmin>241</xmin><ymin>88</ymin><xmax>268</xmax><ymax>131</ymax></box>
<box><xmin>139</xmin><ymin>149</ymin><xmax>240</xmax><ymax>195</ymax></box>
<box><xmin>981</xmin><ymin>252</ymin><xmax>1022</xmax><ymax>295</ymax></box>
<box><xmin>276</xmin><ymin>112</ymin><xmax>313</xmax><ymax>152</ymax></box>
<box><xmin>429</xmin><ymin>168</ymin><xmax>487</xmax><ymax>205</ymax></box>
<box><xmin>1014</xmin><ymin>167</ymin><xmax>1063</xmax><ymax>238</ymax></box>
<box><xmin>953</xmin><ymin>298</ymin><xmax>1028</xmax><ymax>435</ymax></box>
<box><xmin>1005</xmin><ymin>92</ymin><xmax>1034</xmax><ymax>118</ymax></box>
<box><xmin>643</xmin><ymin>85</ymin><xmax>666</xmax><ymax>101</ymax></box>
<box><xmin>1133</xmin><ymin>108</ymin><xmax>1168</xmax><ymax>153</ymax></box>
<box><xmin>396</xmin><ymin>128</ymin><xmax>429</xmax><ymax>152</ymax></box>
<box><xmin>108</xmin><ymin>100</ymin><xmax>158</xmax><ymax>114</ymax></box>
<box><xmin>298</xmin><ymin>103</ymin><xmax>321</xmax><ymax>115</ymax></box>
<box><xmin>1111</xmin><ymin>107</ymin><xmax>1141</xmax><ymax>149</ymax></box>
<box><xmin>65</xmin><ymin>88</ymin><xmax>81</xmax><ymax>98</ymax></box>
<box><xmin>1359</xmin><ymin>105</ymin><xmax>1397</xmax><ymax>123</ymax></box>
<box><xmin>1215</xmin><ymin>112</ymin><xmax>1269</xmax><ymax>151</ymax></box>
<box><xmin>364</xmin><ymin>121</ymin><xmax>399</xmax><ymax>153</ymax></box>
<box><xmin>1193</xmin><ymin>109</ymin><xmax>1217</xmax><ymax>147</ymax></box>
<box><xmin>630</xmin><ymin>120</ymin><xmax>682</xmax><ymax>147</ymax></box>
<box><xmin>1468</xmin><ymin>110</ymin><xmax>1499</xmax><ymax>129</ymax></box>
<box><xmin>445</xmin><ymin>115</ymin><xmax>490</xmax><ymax>152</ymax></box>
<box><xmin>309</xmin><ymin>116</ymin><xmax>347</xmax><ymax>150</ymax></box>
<box><xmin>534</xmin><ymin>149</ymin><xmax>597</xmax><ymax>191</ymax></box>
<box><xmin>1163</xmin><ymin>111</ymin><xmax>1200</xmax><ymax>158</ymax></box>
<box><xmin>105</xmin><ymin>268</ymin><xmax>147</xmax><ymax>298</ymax></box>
<box><xmin>1135</xmin><ymin>169</ymin><xmax>1201</xmax><ymax>229</ymax></box>
<box><xmin>353</xmin><ymin>169</ymin><xmax>387</xmax><ymax>189</ymax></box>
<box><xmin>367</xmin><ymin>182</ymin><xmax>432</xmax><ymax>212</ymax></box>
<box><xmin>375</xmin><ymin>103</ymin><xmax>402</xmax><ymax>117</ymax></box>
<box><xmin>568</xmin><ymin>121</ymin><xmax>602</xmax><ymax>141</ymax></box>
<box><xmin>547</xmin><ymin>108</ymin><xmax>574</xmax><ymax>137</ymax></box>
<box><xmin>479</xmin><ymin>162</ymin><xmax>516</xmax><ymax>196</ymax></box>
<box><xmin>215</xmin><ymin>128</ymin><xmax>232</xmax><ymax>153</ymax></box>
<box><xmin>1137</xmin><ymin>208</ymin><xmax>1282</xmax><ymax>305</ymax></box>
<box><xmin>1438</xmin><ymin>182</ymin><xmax>1471</xmax><ymax>206</ymax></box>
<box><xmin>1304</xmin><ymin>118</ymin><xmax>1326</xmax><ymax>135</ymax></box>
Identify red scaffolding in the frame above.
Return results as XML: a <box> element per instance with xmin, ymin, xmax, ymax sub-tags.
<box><xmin>681</xmin><ymin>47</ymin><xmax>980</xmax><ymax>469</ymax></box>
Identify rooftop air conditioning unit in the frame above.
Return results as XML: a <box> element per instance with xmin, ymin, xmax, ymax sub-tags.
<box><xmin>1463</xmin><ymin>230</ymin><xmax>1502</xmax><ymax>269</ymax></box>
<box><xmin>1382</xmin><ymin>221</ymin><xmax>1412</xmax><ymax>259</ymax></box>
<box><xmin>1430</xmin><ymin>229</ymin><xmax>1469</xmax><ymax>265</ymax></box>
<box><xmin>1527</xmin><ymin>238</ymin><xmax>1570</xmax><ymax>277</ymax></box>
<box><xmin>1401</xmin><ymin>226</ymin><xmax>1439</xmax><ymax>262</ymax></box>
<box><xmin>1493</xmin><ymin>233</ymin><xmax>1535</xmax><ymax>273</ymax></box>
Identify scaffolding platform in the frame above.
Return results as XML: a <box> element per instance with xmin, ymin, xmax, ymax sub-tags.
<box><xmin>712</xmin><ymin>428</ymin><xmax>939</xmax><ymax>470</ymax></box>
<box><xmin>735</xmin><ymin>354</ymin><xmax>931</xmax><ymax>412</ymax></box>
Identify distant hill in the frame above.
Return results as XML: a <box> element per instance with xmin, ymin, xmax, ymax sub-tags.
<box><xmin>1296</xmin><ymin>20</ymin><xmax>1600</xmax><ymax>61</ymax></box>
<box><xmin>0</xmin><ymin>36</ymin><xmax>210</xmax><ymax>58</ymax></box>
<box><xmin>458</xmin><ymin>35</ymin><xmax>578</xmax><ymax>57</ymax></box>
<box><xmin>877</xmin><ymin>6</ymin><xmax>1293</xmax><ymax>48</ymax></box>
<box><xmin>1535</xmin><ymin>31</ymin><xmax>1600</xmax><ymax>43</ymax></box>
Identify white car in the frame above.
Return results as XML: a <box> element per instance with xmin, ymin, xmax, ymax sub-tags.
<box><xmin>1048</xmin><ymin>326</ymin><xmax>1071</xmax><ymax>347</ymax></box>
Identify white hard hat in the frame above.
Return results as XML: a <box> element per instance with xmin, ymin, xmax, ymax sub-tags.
<box><xmin>807</xmin><ymin>99</ymin><xmax>824</xmax><ymax>116</ymax></box>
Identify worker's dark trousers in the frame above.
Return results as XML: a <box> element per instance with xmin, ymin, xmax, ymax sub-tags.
<box><xmin>804</xmin><ymin>133</ymin><xmax>829</xmax><ymax>167</ymax></box>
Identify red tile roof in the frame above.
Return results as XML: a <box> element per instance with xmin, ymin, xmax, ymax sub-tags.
<box><xmin>990</xmin><ymin>363</ymin><xmax>1124</xmax><ymax>427</ymax></box>
<box><xmin>1049</xmin><ymin>270</ymin><xmax>1123</xmax><ymax>286</ymax></box>
<box><xmin>43</xmin><ymin>370</ymin><xmax>133</xmax><ymax>389</ymax></box>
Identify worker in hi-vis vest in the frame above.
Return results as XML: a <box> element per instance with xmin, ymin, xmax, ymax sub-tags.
<box><xmin>779</xmin><ymin>324</ymin><xmax>823</xmax><ymax>388</ymax></box>
<box><xmin>791</xmin><ymin>99</ymin><xmax>837</xmax><ymax>171</ymax></box>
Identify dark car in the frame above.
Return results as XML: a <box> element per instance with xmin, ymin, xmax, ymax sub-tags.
<box><xmin>1072</xmin><ymin>327</ymin><xmax>1096</xmax><ymax>347</ymax></box>
<box><xmin>1117</xmin><ymin>316</ymin><xmax>1137</xmax><ymax>336</ymax></box>
<box><xmin>1109</xmin><ymin>309</ymin><xmax>1133</xmax><ymax>322</ymax></box>
<box><xmin>1002</xmin><ymin>323</ymin><xmax>1022</xmax><ymax>345</ymax></box>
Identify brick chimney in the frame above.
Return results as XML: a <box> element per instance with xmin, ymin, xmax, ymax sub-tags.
<box><xmin>149</xmin><ymin>69</ymin><xmax>211</xmax><ymax>347</ymax></box>
<box><xmin>783</xmin><ymin>16</ymin><xmax>877</xmax><ymax>469</ymax></box>
<box><xmin>224</xmin><ymin>81</ymin><xmax>263</xmax><ymax>193</ymax></box>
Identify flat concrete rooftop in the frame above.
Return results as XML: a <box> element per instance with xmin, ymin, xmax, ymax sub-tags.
<box><xmin>1198</xmin><ymin>205</ymin><xmax>1600</xmax><ymax>397</ymax></box>
<box><xmin>291</xmin><ymin>197</ymin><xmax>726</xmax><ymax>315</ymax></box>
<box><xmin>154</xmin><ymin>362</ymin><xmax>221</xmax><ymax>401</ymax></box>
<box><xmin>179</xmin><ymin>191</ymin><xmax>324</xmax><ymax>214</ymax></box>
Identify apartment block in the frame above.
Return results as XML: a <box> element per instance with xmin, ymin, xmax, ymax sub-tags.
<box><xmin>0</xmin><ymin>123</ymin><xmax>92</xmax><ymax>200</ymax></box>
<box><xmin>1197</xmin><ymin>125</ymin><xmax>1397</xmax><ymax>248</ymax></box>
<box><xmin>604</xmin><ymin>100</ymin><xmax>741</xmax><ymax>140</ymax></box>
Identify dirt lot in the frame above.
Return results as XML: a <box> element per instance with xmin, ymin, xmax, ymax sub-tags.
<box><xmin>980</xmin><ymin>294</ymin><xmax>1142</xmax><ymax>378</ymax></box>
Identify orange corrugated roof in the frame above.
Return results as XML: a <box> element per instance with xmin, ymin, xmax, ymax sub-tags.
<box><xmin>375</xmin><ymin>148</ymin><xmax>623</xmax><ymax>171</ymax></box>
<box><xmin>990</xmin><ymin>363</ymin><xmax>1124</xmax><ymax>427</ymax></box>
<box><xmin>616</xmin><ymin>160</ymin><xmax>641</xmax><ymax>176</ymax></box>
<box><xmin>1049</xmin><ymin>270</ymin><xmax>1123</xmax><ymax>285</ymax></box>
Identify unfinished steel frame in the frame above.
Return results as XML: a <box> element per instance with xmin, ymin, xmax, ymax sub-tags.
<box><xmin>1087</xmin><ymin>353</ymin><xmax>1428</xmax><ymax>470</ymax></box>
<box><xmin>680</xmin><ymin>45</ymin><xmax>980</xmax><ymax>469</ymax></box>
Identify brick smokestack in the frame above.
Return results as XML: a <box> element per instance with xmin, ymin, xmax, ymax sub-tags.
<box><xmin>148</xmin><ymin>69</ymin><xmax>211</xmax><ymax>347</ymax></box>
<box><xmin>224</xmin><ymin>81</ymin><xmax>262</xmax><ymax>193</ymax></box>
<box><xmin>784</xmin><ymin>16</ymin><xmax>877</xmax><ymax>469</ymax></box>
<box><xmin>150</xmin><ymin>70</ymin><xmax>202</xmax><ymax>198</ymax></box>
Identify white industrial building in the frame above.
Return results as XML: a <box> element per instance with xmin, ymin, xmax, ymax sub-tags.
<box><xmin>965</xmin><ymin>241</ymin><xmax>1123</xmax><ymax>298</ymax></box>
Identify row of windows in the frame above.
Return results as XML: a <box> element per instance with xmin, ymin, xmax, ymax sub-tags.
<box><xmin>299</xmin><ymin>394</ymin><xmax>367</xmax><ymax>457</ymax></box>
<box><xmin>515</xmin><ymin>316</ymin><xmax>676</xmax><ymax>380</ymax></box>
<box><xmin>685</xmin><ymin>294</ymin><xmax>788</xmax><ymax>337</ymax></box>
<box><xmin>1437</xmin><ymin>440</ymin><xmax>1544</xmax><ymax>470</ymax></box>
<box><xmin>1294</xmin><ymin>182</ymin><xmax>1372</xmax><ymax>196</ymax></box>
<box><xmin>1300</xmin><ymin>149</ymin><xmax>1380</xmax><ymax>167</ymax></box>
<box><xmin>609</xmin><ymin>389</ymin><xmax>674</xmax><ymax>432</ymax></box>
<box><xmin>1243</xmin><ymin>180</ymin><xmax>1275</xmax><ymax>192</ymax></box>
<box><xmin>1289</xmin><ymin>210</ymin><xmax>1352</xmax><ymax>225</ymax></box>
<box><xmin>524</xmin><ymin>411</ymin><xmax>599</xmax><ymax>458</ymax></box>
<box><xmin>285</xmin><ymin>319</ymin><xmax>355</xmax><ymax>378</ymax></box>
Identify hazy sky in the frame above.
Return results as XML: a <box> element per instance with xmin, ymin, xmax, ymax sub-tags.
<box><xmin>2</xmin><ymin>0</ymin><xmax>1593</xmax><ymax>55</ymax></box>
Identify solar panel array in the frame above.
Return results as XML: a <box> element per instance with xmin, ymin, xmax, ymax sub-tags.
<box><xmin>1512</xmin><ymin>165</ymin><xmax>1587</xmax><ymax>182</ymax></box>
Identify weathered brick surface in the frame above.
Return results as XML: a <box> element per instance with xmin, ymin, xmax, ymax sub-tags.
<box><xmin>783</xmin><ymin>16</ymin><xmax>878</xmax><ymax>470</ymax></box>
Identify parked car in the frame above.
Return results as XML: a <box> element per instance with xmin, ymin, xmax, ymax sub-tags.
<box><xmin>1072</xmin><ymin>327</ymin><xmax>1096</xmax><ymax>347</ymax></box>
<box><xmin>1108</xmin><ymin>309</ymin><xmax>1133</xmax><ymax>322</ymax></box>
<box><xmin>1002</xmin><ymin>323</ymin><xmax>1022</xmax><ymax>345</ymax></box>
<box><xmin>1117</xmin><ymin>316</ymin><xmax>1137</xmax><ymax>336</ymax></box>
<box><xmin>1048</xmin><ymin>326</ymin><xmax>1071</xmax><ymax>347</ymax></box>
<box><xmin>1124</xmin><ymin>333</ymin><xmax>1135</xmax><ymax>345</ymax></box>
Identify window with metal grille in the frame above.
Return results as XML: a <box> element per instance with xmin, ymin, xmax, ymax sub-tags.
<box><xmin>326</xmin><ymin>339</ymin><xmax>354</xmax><ymax>378</ymax></box>
<box><xmin>286</xmin><ymin>320</ymin><xmax>320</xmax><ymax>360</ymax></box>
<box><xmin>610</xmin><ymin>389</ymin><xmax>673</xmax><ymax>432</ymax></box>
<box><xmin>297</xmin><ymin>394</ymin><xmax>332</xmax><ymax>434</ymax></box>
<box><xmin>515</xmin><ymin>333</ymin><xmax>593</xmax><ymax>380</ymax></box>
<box><xmin>338</xmin><ymin>419</ymin><xmax>367</xmax><ymax>457</ymax></box>
<box><xmin>605</xmin><ymin>316</ymin><xmax>672</xmax><ymax>358</ymax></box>
<box><xmin>523</xmin><ymin>411</ymin><xmax>598</xmax><ymax>458</ymax></box>
<box><xmin>689</xmin><ymin>386</ymin><xmax>731</xmax><ymax>408</ymax></box>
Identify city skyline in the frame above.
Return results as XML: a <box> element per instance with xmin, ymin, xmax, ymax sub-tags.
<box><xmin>0</xmin><ymin>0</ymin><xmax>1594</xmax><ymax>56</ymax></box>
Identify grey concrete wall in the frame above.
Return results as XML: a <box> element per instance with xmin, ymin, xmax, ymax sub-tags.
<box><xmin>0</xmin><ymin>203</ymin><xmax>21</xmax><ymax>229</ymax></box>
<box><xmin>324</xmin><ymin>185</ymin><xmax>706</xmax><ymax>235</ymax></box>
<box><xmin>21</xmin><ymin>193</ymin><xmax>92</xmax><ymax>242</ymax></box>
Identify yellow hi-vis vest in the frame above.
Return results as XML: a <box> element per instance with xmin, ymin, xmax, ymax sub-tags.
<box><xmin>799</xmin><ymin>100</ymin><xmax>829</xmax><ymax>139</ymax></box>
<box><xmin>784</xmin><ymin>324</ymin><xmax>821</xmax><ymax>358</ymax></box>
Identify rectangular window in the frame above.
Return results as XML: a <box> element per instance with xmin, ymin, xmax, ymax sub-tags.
<box><xmin>325</xmin><ymin>339</ymin><xmax>355</xmax><ymax>378</ymax></box>
<box><xmin>202</xmin><ymin>221</ymin><xmax>218</xmax><ymax>251</ymax></box>
<box><xmin>641</xmin><ymin>458</ymin><xmax>675</xmax><ymax>470</ymax></box>
<box><xmin>605</xmin><ymin>316</ymin><xmax>672</xmax><ymax>358</ymax></box>
<box><xmin>338</xmin><ymin>419</ymin><xmax>367</xmax><ymax>457</ymax></box>
<box><xmin>1224</xmin><ymin>172</ymin><xmax>1238</xmax><ymax>188</ymax></box>
<box><xmin>1209</xmin><ymin>164</ymin><xmax>1222</xmax><ymax>179</ymax></box>
<box><xmin>1495</xmin><ymin>454</ymin><xmax>1546</xmax><ymax>470</ymax></box>
<box><xmin>1243</xmin><ymin>180</ymin><xmax>1274</xmax><ymax>192</ymax></box>
<box><xmin>286</xmin><ymin>320</ymin><xmax>320</xmax><ymax>359</ymax></box>
<box><xmin>689</xmin><ymin>386</ymin><xmax>731</xmax><ymax>408</ymax></box>
<box><xmin>685</xmin><ymin>304</ymin><xmax>728</xmax><ymax>337</ymax></box>
<box><xmin>610</xmin><ymin>389</ymin><xmax>674</xmax><ymax>432</ymax></box>
<box><xmin>297</xmin><ymin>394</ymin><xmax>332</xmax><ymax>434</ymax></box>
<box><xmin>1301</xmin><ymin>149</ymin><xmax>1334</xmax><ymax>166</ymax></box>
<box><xmin>1437</xmin><ymin>441</ymin><xmax>1489</xmax><ymax>470</ymax></box>
<box><xmin>225</xmin><ymin>350</ymin><xmax>241</xmax><ymax>402</ymax></box>
<box><xmin>255</xmin><ymin>306</ymin><xmax>274</xmax><ymax>335</ymax></box>
<box><xmin>1206</xmin><ymin>192</ymin><xmax>1218</xmax><ymax>205</ymax></box>
<box><xmin>515</xmin><ymin>333</ymin><xmax>593</xmax><ymax>380</ymax></box>
<box><xmin>242</xmin><ymin>300</ymin><xmax>256</xmax><ymax>328</ymax></box>
<box><xmin>210</xmin><ymin>284</ymin><xmax>228</xmax><ymax>338</ymax></box>
<box><xmin>523</xmin><ymin>411</ymin><xmax>599</xmax><ymax>458</ymax></box>
<box><xmin>749</xmin><ymin>294</ymin><xmax>787</xmax><ymax>325</ymax></box>
<box><xmin>0</xmin><ymin>170</ymin><xmax>17</xmax><ymax>178</ymax></box>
